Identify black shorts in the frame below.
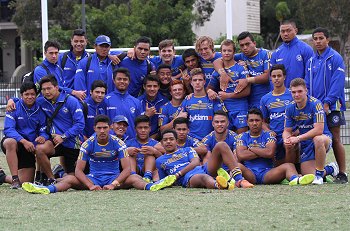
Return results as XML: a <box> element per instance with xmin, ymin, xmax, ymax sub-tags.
<box><xmin>326</xmin><ymin>111</ymin><xmax>346</xmax><ymax>128</ymax></box>
<box><xmin>52</xmin><ymin>144</ymin><xmax>79</xmax><ymax>174</ymax></box>
<box><xmin>1</xmin><ymin>137</ymin><xmax>36</xmax><ymax>169</ymax></box>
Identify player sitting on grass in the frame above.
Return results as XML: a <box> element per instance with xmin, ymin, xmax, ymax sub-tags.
<box><xmin>22</xmin><ymin>115</ymin><xmax>176</xmax><ymax>194</ymax></box>
<box><xmin>236</xmin><ymin>108</ymin><xmax>315</xmax><ymax>185</ymax></box>
<box><xmin>283</xmin><ymin>78</ymin><xmax>339</xmax><ymax>185</ymax></box>
<box><xmin>126</xmin><ymin>115</ymin><xmax>163</xmax><ymax>183</ymax></box>
<box><xmin>156</xmin><ymin>130</ymin><xmax>254</xmax><ymax>190</ymax></box>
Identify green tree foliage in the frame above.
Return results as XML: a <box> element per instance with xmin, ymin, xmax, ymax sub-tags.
<box><xmin>10</xmin><ymin>0</ymin><xmax>215</xmax><ymax>53</ymax></box>
<box><xmin>296</xmin><ymin>0</ymin><xmax>350</xmax><ymax>57</ymax></box>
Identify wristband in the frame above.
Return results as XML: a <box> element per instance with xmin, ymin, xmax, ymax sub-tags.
<box><xmin>296</xmin><ymin>136</ymin><xmax>301</xmax><ymax>143</ymax></box>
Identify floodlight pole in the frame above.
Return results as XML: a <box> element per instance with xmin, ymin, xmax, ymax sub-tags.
<box><xmin>226</xmin><ymin>0</ymin><xmax>233</xmax><ymax>39</ymax></box>
<box><xmin>41</xmin><ymin>0</ymin><xmax>48</xmax><ymax>59</ymax></box>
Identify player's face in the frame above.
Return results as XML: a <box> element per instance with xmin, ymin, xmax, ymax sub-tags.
<box><xmin>280</xmin><ymin>24</ymin><xmax>297</xmax><ymax>43</ymax></box>
<box><xmin>312</xmin><ymin>32</ymin><xmax>329</xmax><ymax>53</ymax></box>
<box><xmin>238</xmin><ymin>37</ymin><xmax>257</xmax><ymax>57</ymax></box>
<box><xmin>90</xmin><ymin>87</ymin><xmax>106</xmax><ymax>103</ymax></box>
<box><xmin>291</xmin><ymin>85</ymin><xmax>307</xmax><ymax>104</ymax></box>
<box><xmin>170</xmin><ymin>84</ymin><xmax>185</xmax><ymax>101</ymax></box>
<box><xmin>212</xmin><ymin>114</ymin><xmax>229</xmax><ymax>134</ymax></box>
<box><xmin>158</xmin><ymin>68</ymin><xmax>172</xmax><ymax>85</ymax></box>
<box><xmin>159</xmin><ymin>45</ymin><xmax>175</xmax><ymax>63</ymax></box>
<box><xmin>112</xmin><ymin>122</ymin><xmax>128</xmax><ymax>138</ymax></box>
<box><xmin>71</xmin><ymin>35</ymin><xmax>87</xmax><ymax>53</ymax></box>
<box><xmin>198</xmin><ymin>40</ymin><xmax>214</xmax><ymax>61</ymax></box>
<box><xmin>114</xmin><ymin>73</ymin><xmax>130</xmax><ymax>92</ymax></box>
<box><xmin>191</xmin><ymin>74</ymin><xmax>205</xmax><ymax>92</ymax></box>
<box><xmin>161</xmin><ymin>132</ymin><xmax>177</xmax><ymax>153</ymax></box>
<box><xmin>94</xmin><ymin>122</ymin><xmax>110</xmax><ymax>141</ymax></box>
<box><xmin>45</xmin><ymin>46</ymin><xmax>59</xmax><ymax>64</ymax></box>
<box><xmin>270</xmin><ymin>69</ymin><xmax>285</xmax><ymax>88</ymax></box>
<box><xmin>174</xmin><ymin>123</ymin><xmax>189</xmax><ymax>141</ymax></box>
<box><xmin>94</xmin><ymin>44</ymin><xmax>110</xmax><ymax>58</ymax></box>
<box><xmin>221</xmin><ymin>44</ymin><xmax>235</xmax><ymax>62</ymax></box>
<box><xmin>136</xmin><ymin>122</ymin><xmax>150</xmax><ymax>141</ymax></box>
<box><xmin>144</xmin><ymin>80</ymin><xmax>159</xmax><ymax>98</ymax></box>
<box><xmin>247</xmin><ymin>114</ymin><xmax>263</xmax><ymax>134</ymax></box>
<box><xmin>21</xmin><ymin>89</ymin><xmax>37</xmax><ymax>107</ymax></box>
<box><xmin>135</xmin><ymin>42</ymin><xmax>150</xmax><ymax>61</ymax></box>
<box><xmin>184</xmin><ymin>55</ymin><xmax>199</xmax><ymax>70</ymax></box>
<box><xmin>41</xmin><ymin>82</ymin><xmax>59</xmax><ymax>101</ymax></box>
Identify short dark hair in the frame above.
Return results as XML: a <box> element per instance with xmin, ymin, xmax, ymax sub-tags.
<box><xmin>113</xmin><ymin>67</ymin><xmax>130</xmax><ymax>80</ymax></box>
<box><xmin>281</xmin><ymin>20</ymin><xmax>297</xmax><ymax>28</ymax></box>
<box><xmin>312</xmin><ymin>27</ymin><xmax>330</xmax><ymax>39</ymax></box>
<box><xmin>39</xmin><ymin>74</ymin><xmax>58</xmax><ymax>88</ymax></box>
<box><xmin>270</xmin><ymin>64</ymin><xmax>286</xmax><ymax>76</ymax></box>
<box><xmin>182</xmin><ymin>48</ymin><xmax>200</xmax><ymax>62</ymax></box>
<box><xmin>214</xmin><ymin>110</ymin><xmax>229</xmax><ymax>119</ymax></box>
<box><xmin>72</xmin><ymin>29</ymin><xmax>86</xmax><ymax>38</ymax></box>
<box><xmin>173</xmin><ymin>117</ymin><xmax>189</xmax><ymax>129</ymax></box>
<box><xmin>91</xmin><ymin>80</ymin><xmax>107</xmax><ymax>92</ymax></box>
<box><xmin>247</xmin><ymin>108</ymin><xmax>263</xmax><ymax>120</ymax></box>
<box><xmin>135</xmin><ymin>115</ymin><xmax>150</xmax><ymax>126</ymax></box>
<box><xmin>157</xmin><ymin>64</ymin><xmax>172</xmax><ymax>74</ymax></box>
<box><xmin>143</xmin><ymin>74</ymin><xmax>160</xmax><ymax>86</ymax></box>
<box><xmin>237</xmin><ymin>31</ymin><xmax>255</xmax><ymax>43</ymax></box>
<box><xmin>20</xmin><ymin>82</ymin><xmax>37</xmax><ymax>95</ymax></box>
<box><xmin>135</xmin><ymin>36</ymin><xmax>152</xmax><ymax>47</ymax></box>
<box><xmin>161</xmin><ymin>129</ymin><xmax>178</xmax><ymax>140</ymax></box>
<box><xmin>44</xmin><ymin>40</ymin><xmax>60</xmax><ymax>52</ymax></box>
<box><xmin>94</xmin><ymin>114</ymin><xmax>110</xmax><ymax>126</ymax></box>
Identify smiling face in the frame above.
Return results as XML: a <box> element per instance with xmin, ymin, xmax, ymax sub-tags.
<box><xmin>90</xmin><ymin>87</ymin><xmax>106</xmax><ymax>104</ymax></box>
<box><xmin>198</xmin><ymin>40</ymin><xmax>214</xmax><ymax>61</ymax></box>
<box><xmin>112</xmin><ymin>122</ymin><xmax>128</xmax><ymax>138</ymax></box>
<box><xmin>21</xmin><ymin>88</ymin><xmax>37</xmax><ymax>107</ymax></box>
<box><xmin>158</xmin><ymin>68</ymin><xmax>172</xmax><ymax>85</ymax></box>
<box><xmin>212</xmin><ymin>114</ymin><xmax>229</xmax><ymax>135</ymax></box>
<box><xmin>114</xmin><ymin>72</ymin><xmax>130</xmax><ymax>93</ymax></box>
<box><xmin>144</xmin><ymin>80</ymin><xmax>160</xmax><ymax>99</ymax></box>
<box><xmin>170</xmin><ymin>83</ymin><xmax>185</xmax><ymax>101</ymax></box>
<box><xmin>71</xmin><ymin>35</ymin><xmax>87</xmax><ymax>54</ymax></box>
<box><xmin>159</xmin><ymin>45</ymin><xmax>175</xmax><ymax>64</ymax></box>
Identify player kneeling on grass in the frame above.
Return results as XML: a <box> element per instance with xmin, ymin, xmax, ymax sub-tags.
<box><xmin>236</xmin><ymin>108</ymin><xmax>315</xmax><ymax>185</ymax></box>
<box><xmin>156</xmin><ymin>130</ymin><xmax>254</xmax><ymax>190</ymax></box>
<box><xmin>22</xmin><ymin>115</ymin><xmax>176</xmax><ymax>194</ymax></box>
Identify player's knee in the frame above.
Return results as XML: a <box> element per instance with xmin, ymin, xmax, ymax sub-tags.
<box><xmin>3</xmin><ymin>138</ymin><xmax>17</xmax><ymax>150</ymax></box>
<box><xmin>313</xmin><ymin>135</ymin><xmax>325</xmax><ymax>147</ymax></box>
<box><xmin>215</xmin><ymin>141</ymin><xmax>229</xmax><ymax>150</ymax></box>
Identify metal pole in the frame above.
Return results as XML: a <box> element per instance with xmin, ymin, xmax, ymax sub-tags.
<box><xmin>226</xmin><ymin>0</ymin><xmax>233</xmax><ymax>39</ymax></box>
<box><xmin>82</xmin><ymin>0</ymin><xmax>86</xmax><ymax>33</ymax></box>
<box><xmin>41</xmin><ymin>0</ymin><xmax>48</xmax><ymax>59</ymax></box>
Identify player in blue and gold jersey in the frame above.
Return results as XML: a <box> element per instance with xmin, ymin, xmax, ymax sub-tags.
<box><xmin>237</xmin><ymin>108</ymin><xmax>315</xmax><ymax>185</ymax></box>
<box><xmin>22</xmin><ymin>115</ymin><xmax>176</xmax><ymax>194</ymax></box>
<box><xmin>156</xmin><ymin>130</ymin><xmax>253</xmax><ymax>190</ymax></box>
<box><xmin>260</xmin><ymin>64</ymin><xmax>293</xmax><ymax>165</ymax></box>
<box><xmin>179</xmin><ymin>68</ymin><xmax>226</xmax><ymax>140</ymax></box>
<box><xmin>283</xmin><ymin>78</ymin><xmax>339</xmax><ymax>185</ymax></box>
<box><xmin>126</xmin><ymin>115</ymin><xmax>163</xmax><ymax>183</ymax></box>
<box><xmin>209</xmin><ymin>39</ymin><xmax>250</xmax><ymax>133</ymax></box>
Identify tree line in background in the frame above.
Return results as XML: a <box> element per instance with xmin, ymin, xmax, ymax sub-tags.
<box><xmin>8</xmin><ymin>0</ymin><xmax>350</xmax><ymax>58</ymax></box>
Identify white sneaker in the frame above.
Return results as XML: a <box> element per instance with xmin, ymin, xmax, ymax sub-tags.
<box><xmin>312</xmin><ymin>176</ymin><xmax>323</xmax><ymax>185</ymax></box>
<box><xmin>326</xmin><ymin>162</ymin><xmax>339</xmax><ymax>177</ymax></box>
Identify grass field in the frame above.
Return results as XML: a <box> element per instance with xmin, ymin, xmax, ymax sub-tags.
<box><xmin>1</xmin><ymin>148</ymin><xmax>350</xmax><ymax>231</ymax></box>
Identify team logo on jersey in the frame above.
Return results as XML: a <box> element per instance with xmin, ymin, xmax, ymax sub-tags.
<box><xmin>296</xmin><ymin>55</ymin><xmax>302</xmax><ymax>61</ymax></box>
<box><xmin>62</xmin><ymin>107</ymin><xmax>69</xmax><ymax>113</ymax></box>
<box><xmin>332</xmin><ymin>115</ymin><xmax>340</xmax><ymax>123</ymax></box>
<box><xmin>328</xmin><ymin>63</ymin><xmax>332</xmax><ymax>70</ymax></box>
<box><xmin>130</xmin><ymin>107</ymin><xmax>135</xmax><ymax>113</ymax></box>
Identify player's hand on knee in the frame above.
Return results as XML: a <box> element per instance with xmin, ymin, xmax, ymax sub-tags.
<box><xmin>103</xmin><ymin>184</ymin><xmax>115</xmax><ymax>190</ymax></box>
<box><xmin>89</xmin><ymin>185</ymin><xmax>102</xmax><ymax>191</ymax></box>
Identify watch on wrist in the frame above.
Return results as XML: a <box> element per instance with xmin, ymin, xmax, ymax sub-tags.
<box><xmin>61</xmin><ymin>134</ymin><xmax>67</xmax><ymax>140</ymax></box>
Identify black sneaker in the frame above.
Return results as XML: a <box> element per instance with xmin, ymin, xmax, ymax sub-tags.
<box><xmin>0</xmin><ymin>169</ymin><xmax>6</xmax><ymax>185</ymax></box>
<box><xmin>46</xmin><ymin>178</ymin><xmax>57</xmax><ymax>186</ymax></box>
<box><xmin>10</xmin><ymin>178</ymin><xmax>21</xmax><ymax>189</ymax></box>
<box><xmin>334</xmin><ymin>172</ymin><xmax>348</xmax><ymax>184</ymax></box>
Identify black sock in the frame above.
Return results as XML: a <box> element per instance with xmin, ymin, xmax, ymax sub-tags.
<box><xmin>12</xmin><ymin>175</ymin><xmax>19</xmax><ymax>181</ymax></box>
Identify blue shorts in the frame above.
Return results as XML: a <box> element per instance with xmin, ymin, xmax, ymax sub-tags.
<box><xmin>228</xmin><ymin>111</ymin><xmax>247</xmax><ymax>130</ymax></box>
<box><xmin>275</xmin><ymin>136</ymin><xmax>286</xmax><ymax>161</ymax></box>
<box><xmin>248</xmin><ymin>167</ymin><xmax>271</xmax><ymax>184</ymax></box>
<box><xmin>182</xmin><ymin>165</ymin><xmax>208</xmax><ymax>187</ymax></box>
<box><xmin>300</xmin><ymin>136</ymin><xmax>332</xmax><ymax>163</ymax></box>
<box><xmin>327</xmin><ymin>111</ymin><xmax>346</xmax><ymax>127</ymax></box>
<box><xmin>87</xmin><ymin>173</ymin><xmax>119</xmax><ymax>187</ymax></box>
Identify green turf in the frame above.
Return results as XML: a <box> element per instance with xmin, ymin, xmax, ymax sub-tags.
<box><xmin>0</xmin><ymin>148</ymin><xmax>350</xmax><ymax>231</ymax></box>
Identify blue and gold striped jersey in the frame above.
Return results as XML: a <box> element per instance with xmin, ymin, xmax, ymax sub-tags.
<box><xmin>79</xmin><ymin>134</ymin><xmax>128</xmax><ymax>176</ymax></box>
<box><xmin>126</xmin><ymin>138</ymin><xmax>159</xmax><ymax>167</ymax></box>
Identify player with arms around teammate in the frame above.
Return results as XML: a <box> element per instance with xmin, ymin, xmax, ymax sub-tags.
<box><xmin>22</xmin><ymin>115</ymin><xmax>176</xmax><ymax>194</ymax></box>
<box><xmin>283</xmin><ymin>78</ymin><xmax>339</xmax><ymax>185</ymax></box>
<box><xmin>236</xmin><ymin>108</ymin><xmax>315</xmax><ymax>185</ymax></box>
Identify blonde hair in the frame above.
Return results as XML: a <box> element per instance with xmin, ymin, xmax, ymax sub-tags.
<box><xmin>195</xmin><ymin>36</ymin><xmax>214</xmax><ymax>52</ymax></box>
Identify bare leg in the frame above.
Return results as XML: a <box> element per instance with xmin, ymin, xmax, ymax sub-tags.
<box><xmin>313</xmin><ymin>135</ymin><xmax>330</xmax><ymax>171</ymax></box>
<box><xmin>35</xmin><ymin>140</ymin><xmax>55</xmax><ymax>179</ymax></box>
<box><xmin>238</xmin><ymin>164</ymin><xmax>257</xmax><ymax>184</ymax></box>
<box><xmin>54</xmin><ymin>175</ymin><xmax>88</xmax><ymax>192</ymax></box>
<box><xmin>189</xmin><ymin>174</ymin><xmax>216</xmax><ymax>189</ymax></box>
<box><xmin>3</xmin><ymin>138</ymin><xmax>19</xmax><ymax>177</ymax></box>
<box><xmin>206</xmin><ymin>142</ymin><xmax>239</xmax><ymax>176</ymax></box>
<box><xmin>330</xmin><ymin>126</ymin><xmax>346</xmax><ymax>173</ymax></box>
<box><xmin>18</xmin><ymin>168</ymin><xmax>35</xmax><ymax>183</ymax></box>
<box><xmin>263</xmin><ymin>163</ymin><xmax>297</xmax><ymax>184</ymax></box>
